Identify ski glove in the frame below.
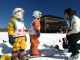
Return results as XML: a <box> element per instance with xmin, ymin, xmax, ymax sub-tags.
<box><xmin>9</xmin><ymin>35</ymin><xmax>14</xmax><ymax>45</ymax></box>
<box><xmin>36</xmin><ymin>30</ymin><xmax>40</xmax><ymax>37</ymax></box>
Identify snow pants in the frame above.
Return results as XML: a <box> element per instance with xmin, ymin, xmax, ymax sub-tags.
<box><xmin>12</xmin><ymin>36</ymin><xmax>27</xmax><ymax>52</ymax></box>
<box><xmin>67</xmin><ymin>32</ymin><xmax>80</xmax><ymax>54</ymax></box>
<box><xmin>30</xmin><ymin>35</ymin><xmax>40</xmax><ymax>56</ymax></box>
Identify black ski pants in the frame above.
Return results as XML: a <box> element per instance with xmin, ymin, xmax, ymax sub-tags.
<box><xmin>67</xmin><ymin>32</ymin><xmax>80</xmax><ymax>54</ymax></box>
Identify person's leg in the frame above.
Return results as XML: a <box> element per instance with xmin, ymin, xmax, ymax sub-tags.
<box><xmin>68</xmin><ymin>46</ymin><xmax>72</xmax><ymax>52</ymax></box>
<box><xmin>19</xmin><ymin>49</ymin><xmax>27</xmax><ymax>60</ymax></box>
<box><xmin>30</xmin><ymin>35</ymin><xmax>40</xmax><ymax>56</ymax></box>
<box><xmin>70</xmin><ymin>40</ymin><xmax>79</xmax><ymax>55</ymax></box>
<box><xmin>12</xmin><ymin>51</ymin><xmax>19</xmax><ymax>60</ymax></box>
<box><xmin>19</xmin><ymin>36</ymin><xmax>27</xmax><ymax>60</ymax></box>
<box><xmin>12</xmin><ymin>38</ymin><xmax>20</xmax><ymax>60</ymax></box>
<box><xmin>67</xmin><ymin>34</ymin><xmax>79</xmax><ymax>56</ymax></box>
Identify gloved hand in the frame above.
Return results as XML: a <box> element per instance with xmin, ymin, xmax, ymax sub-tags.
<box><xmin>68</xmin><ymin>29</ymin><xmax>71</xmax><ymax>32</ymax></box>
<box><xmin>36</xmin><ymin>30</ymin><xmax>40</xmax><ymax>37</ymax></box>
<box><xmin>9</xmin><ymin>35</ymin><xmax>14</xmax><ymax>45</ymax></box>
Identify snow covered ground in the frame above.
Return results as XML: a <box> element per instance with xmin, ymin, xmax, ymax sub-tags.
<box><xmin>0</xmin><ymin>32</ymin><xmax>80</xmax><ymax>60</ymax></box>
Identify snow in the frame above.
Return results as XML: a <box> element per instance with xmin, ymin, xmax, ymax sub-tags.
<box><xmin>0</xmin><ymin>32</ymin><xmax>80</xmax><ymax>60</ymax></box>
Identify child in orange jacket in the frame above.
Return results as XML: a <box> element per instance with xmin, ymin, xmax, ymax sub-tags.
<box><xmin>29</xmin><ymin>11</ymin><xmax>42</xmax><ymax>56</ymax></box>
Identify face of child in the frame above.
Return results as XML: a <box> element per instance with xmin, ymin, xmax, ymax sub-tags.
<box><xmin>17</xmin><ymin>12</ymin><xmax>24</xmax><ymax>20</ymax></box>
<box><xmin>39</xmin><ymin>14</ymin><xmax>42</xmax><ymax>17</ymax></box>
<box><xmin>21</xmin><ymin>12</ymin><xmax>24</xmax><ymax>18</ymax></box>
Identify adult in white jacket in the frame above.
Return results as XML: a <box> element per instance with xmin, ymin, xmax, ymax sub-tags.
<box><xmin>64</xmin><ymin>8</ymin><xmax>80</xmax><ymax>59</ymax></box>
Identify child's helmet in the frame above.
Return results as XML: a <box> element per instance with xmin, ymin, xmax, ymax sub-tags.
<box><xmin>12</xmin><ymin>8</ymin><xmax>24</xmax><ymax>20</ymax></box>
<box><xmin>32</xmin><ymin>11</ymin><xmax>42</xmax><ymax>18</ymax></box>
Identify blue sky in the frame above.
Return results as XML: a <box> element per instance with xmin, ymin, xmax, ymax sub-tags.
<box><xmin>0</xmin><ymin>0</ymin><xmax>80</xmax><ymax>29</ymax></box>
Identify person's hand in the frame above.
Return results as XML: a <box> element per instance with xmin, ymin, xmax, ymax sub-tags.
<box><xmin>68</xmin><ymin>29</ymin><xmax>71</xmax><ymax>32</ymax></box>
<box><xmin>36</xmin><ymin>30</ymin><xmax>40</xmax><ymax>37</ymax></box>
<box><xmin>9</xmin><ymin>35</ymin><xmax>14</xmax><ymax>45</ymax></box>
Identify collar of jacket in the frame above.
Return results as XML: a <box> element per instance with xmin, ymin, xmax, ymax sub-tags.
<box><xmin>66</xmin><ymin>15</ymin><xmax>74</xmax><ymax>27</ymax></box>
<box><xmin>10</xmin><ymin>16</ymin><xmax>23</xmax><ymax>22</ymax></box>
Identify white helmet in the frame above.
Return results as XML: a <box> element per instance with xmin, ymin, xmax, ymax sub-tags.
<box><xmin>12</xmin><ymin>8</ymin><xmax>24</xmax><ymax>20</ymax></box>
<box><xmin>32</xmin><ymin>11</ymin><xmax>42</xmax><ymax>18</ymax></box>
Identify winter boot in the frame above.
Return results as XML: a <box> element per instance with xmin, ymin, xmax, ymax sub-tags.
<box><xmin>12</xmin><ymin>51</ymin><xmax>19</xmax><ymax>60</ymax></box>
<box><xmin>69</xmin><ymin>53</ymin><xmax>79</xmax><ymax>59</ymax></box>
<box><xmin>30</xmin><ymin>53</ymin><xmax>41</xmax><ymax>56</ymax></box>
<box><xmin>18</xmin><ymin>50</ymin><xmax>27</xmax><ymax>60</ymax></box>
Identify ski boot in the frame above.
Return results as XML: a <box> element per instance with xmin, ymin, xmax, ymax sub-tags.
<box><xmin>12</xmin><ymin>52</ymin><xmax>19</xmax><ymax>60</ymax></box>
<box><xmin>69</xmin><ymin>53</ymin><xmax>79</xmax><ymax>60</ymax></box>
<box><xmin>18</xmin><ymin>50</ymin><xmax>27</xmax><ymax>60</ymax></box>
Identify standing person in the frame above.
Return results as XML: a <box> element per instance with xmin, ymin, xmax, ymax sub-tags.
<box><xmin>29</xmin><ymin>10</ymin><xmax>42</xmax><ymax>56</ymax></box>
<box><xmin>64</xmin><ymin>8</ymin><xmax>80</xmax><ymax>59</ymax></box>
<box><xmin>8</xmin><ymin>8</ymin><xmax>27</xmax><ymax>60</ymax></box>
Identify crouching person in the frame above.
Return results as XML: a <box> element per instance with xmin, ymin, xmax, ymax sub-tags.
<box><xmin>8</xmin><ymin>8</ymin><xmax>27</xmax><ymax>60</ymax></box>
<box><xmin>64</xmin><ymin>8</ymin><xmax>80</xmax><ymax>59</ymax></box>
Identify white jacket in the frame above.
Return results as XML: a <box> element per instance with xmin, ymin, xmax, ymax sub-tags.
<box><xmin>28</xmin><ymin>20</ymin><xmax>37</xmax><ymax>35</ymax></box>
<box><xmin>11</xmin><ymin>20</ymin><xmax>27</xmax><ymax>37</ymax></box>
<box><xmin>67</xmin><ymin>15</ymin><xmax>80</xmax><ymax>35</ymax></box>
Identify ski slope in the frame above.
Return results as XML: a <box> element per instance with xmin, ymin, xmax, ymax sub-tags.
<box><xmin>0</xmin><ymin>32</ymin><xmax>79</xmax><ymax>60</ymax></box>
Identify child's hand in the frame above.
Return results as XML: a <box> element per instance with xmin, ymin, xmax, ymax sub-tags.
<box><xmin>36</xmin><ymin>30</ymin><xmax>40</xmax><ymax>37</ymax></box>
<box><xmin>9</xmin><ymin>35</ymin><xmax>14</xmax><ymax>45</ymax></box>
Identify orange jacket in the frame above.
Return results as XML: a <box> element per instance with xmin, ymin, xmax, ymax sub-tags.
<box><xmin>33</xmin><ymin>19</ymin><xmax>40</xmax><ymax>30</ymax></box>
<box><xmin>29</xmin><ymin>18</ymin><xmax>40</xmax><ymax>35</ymax></box>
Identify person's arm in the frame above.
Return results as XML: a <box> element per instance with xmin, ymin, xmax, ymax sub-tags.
<box><xmin>68</xmin><ymin>16</ymin><xmax>80</xmax><ymax>35</ymax></box>
<box><xmin>33</xmin><ymin>19</ymin><xmax>40</xmax><ymax>37</ymax></box>
<box><xmin>8</xmin><ymin>22</ymin><xmax>14</xmax><ymax>36</ymax></box>
<box><xmin>8</xmin><ymin>22</ymin><xmax>15</xmax><ymax>45</ymax></box>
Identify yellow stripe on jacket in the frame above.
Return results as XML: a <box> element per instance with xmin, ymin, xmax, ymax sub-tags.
<box><xmin>8</xmin><ymin>16</ymin><xmax>17</xmax><ymax>36</ymax></box>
